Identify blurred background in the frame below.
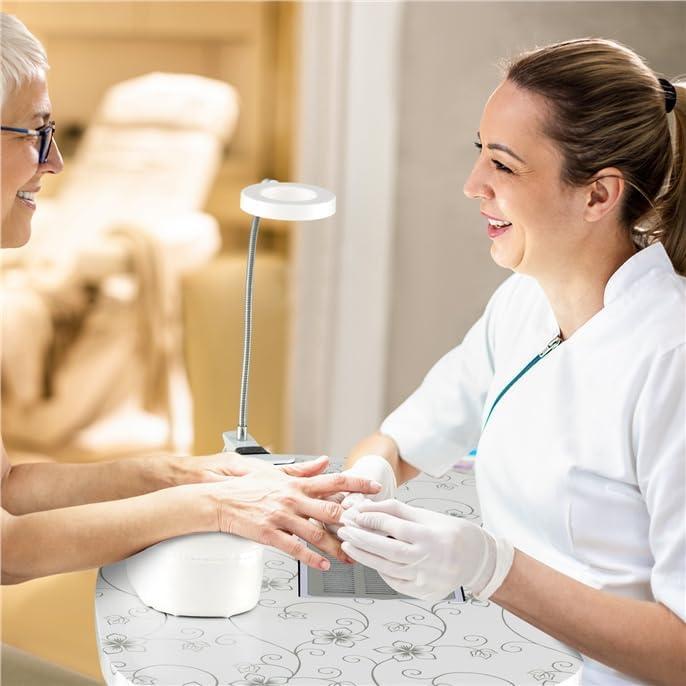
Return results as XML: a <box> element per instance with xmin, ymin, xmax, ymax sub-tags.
<box><xmin>1</xmin><ymin>1</ymin><xmax>683</xmax><ymax>682</ymax></box>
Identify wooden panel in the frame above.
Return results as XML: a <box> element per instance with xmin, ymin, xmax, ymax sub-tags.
<box><xmin>2</xmin><ymin>1</ymin><xmax>262</xmax><ymax>39</ymax></box>
<box><xmin>182</xmin><ymin>254</ymin><xmax>288</xmax><ymax>454</ymax></box>
<box><xmin>139</xmin><ymin>1</ymin><xmax>264</xmax><ymax>39</ymax></box>
<box><xmin>2</xmin><ymin>1</ymin><xmax>138</xmax><ymax>35</ymax></box>
<box><xmin>271</xmin><ymin>1</ymin><xmax>298</xmax><ymax>180</ymax></box>
<box><xmin>1</xmin><ymin>569</ymin><xmax>102</xmax><ymax>680</ymax></box>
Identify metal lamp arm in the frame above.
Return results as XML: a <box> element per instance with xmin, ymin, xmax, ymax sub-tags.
<box><xmin>223</xmin><ymin>179</ymin><xmax>335</xmax><ymax>463</ymax></box>
<box><xmin>237</xmin><ymin>215</ymin><xmax>261</xmax><ymax>441</ymax></box>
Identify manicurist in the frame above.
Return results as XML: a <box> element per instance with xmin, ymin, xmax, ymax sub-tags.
<box><xmin>338</xmin><ymin>39</ymin><xmax>686</xmax><ymax>686</ymax></box>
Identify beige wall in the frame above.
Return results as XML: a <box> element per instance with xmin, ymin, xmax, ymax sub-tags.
<box><xmin>386</xmin><ymin>0</ymin><xmax>686</xmax><ymax>411</ymax></box>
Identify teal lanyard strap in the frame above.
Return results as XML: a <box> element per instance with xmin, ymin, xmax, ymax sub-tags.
<box><xmin>482</xmin><ymin>335</ymin><xmax>562</xmax><ymax>430</ymax></box>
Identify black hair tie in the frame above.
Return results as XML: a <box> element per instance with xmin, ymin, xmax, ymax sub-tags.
<box><xmin>658</xmin><ymin>78</ymin><xmax>677</xmax><ymax>114</ymax></box>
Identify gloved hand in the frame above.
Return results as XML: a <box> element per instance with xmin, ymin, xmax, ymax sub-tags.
<box><xmin>338</xmin><ymin>499</ymin><xmax>514</xmax><ymax>601</ymax></box>
<box><xmin>341</xmin><ymin>454</ymin><xmax>397</xmax><ymax>507</ymax></box>
<box><xmin>326</xmin><ymin>455</ymin><xmax>397</xmax><ymax>537</ymax></box>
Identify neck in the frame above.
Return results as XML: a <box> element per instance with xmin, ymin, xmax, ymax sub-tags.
<box><xmin>535</xmin><ymin>231</ymin><xmax>637</xmax><ymax>341</ymax></box>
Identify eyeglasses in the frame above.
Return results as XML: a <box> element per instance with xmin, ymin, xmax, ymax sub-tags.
<box><xmin>0</xmin><ymin>120</ymin><xmax>56</xmax><ymax>164</ymax></box>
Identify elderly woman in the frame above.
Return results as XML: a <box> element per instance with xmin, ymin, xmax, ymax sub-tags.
<box><xmin>0</xmin><ymin>11</ymin><xmax>380</xmax><ymax>589</ymax></box>
<box><xmin>338</xmin><ymin>39</ymin><xmax>686</xmax><ymax>686</ymax></box>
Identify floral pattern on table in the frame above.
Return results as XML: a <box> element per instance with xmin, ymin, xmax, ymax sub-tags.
<box><xmin>95</xmin><ymin>466</ymin><xmax>581</xmax><ymax>685</ymax></box>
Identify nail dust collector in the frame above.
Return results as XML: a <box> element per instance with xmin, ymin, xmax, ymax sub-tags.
<box><xmin>126</xmin><ymin>181</ymin><xmax>336</xmax><ymax>617</ymax></box>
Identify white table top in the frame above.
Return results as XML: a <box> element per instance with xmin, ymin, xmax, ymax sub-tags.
<box><xmin>95</xmin><ymin>467</ymin><xmax>581</xmax><ymax>686</ymax></box>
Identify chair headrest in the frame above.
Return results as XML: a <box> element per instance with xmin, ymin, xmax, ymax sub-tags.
<box><xmin>95</xmin><ymin>72</ymin><xmax>240</xmax><ymax>142</ymax></box>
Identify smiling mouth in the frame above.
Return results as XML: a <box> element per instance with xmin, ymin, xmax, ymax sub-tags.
<box><xmin>486</xmin><ymin>217</ymin><xmax>512</xmax><ymax>229</ymax></box>
<box><xmin>16</xmin><ymin>190</ymin><xmax>39</xmax><ymax>210</ymax></box>
<box><xmin>486</xmin><ymin>216</ymin><xmax>513</xmax><ymax>239</ymax></box>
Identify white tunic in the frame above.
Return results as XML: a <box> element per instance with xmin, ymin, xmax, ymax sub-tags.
<box><xmin>381</xmin><ymin>242</ymin><xmax>686</xmax><ymax>686</ymax></box>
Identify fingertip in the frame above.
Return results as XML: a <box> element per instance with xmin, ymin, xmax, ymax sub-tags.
<box><xmin>319</xmin><ymin>558</ymin><xmax>330</xmax><ymax>571</ymax></box>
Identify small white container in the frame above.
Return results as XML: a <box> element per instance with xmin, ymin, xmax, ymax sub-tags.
<box><xmin>126</xmin><ymin>532</ymin><xmax>263</xmax><ymax>617</ymax></box>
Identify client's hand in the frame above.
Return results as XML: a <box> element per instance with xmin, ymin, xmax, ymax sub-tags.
<box><xmin>169</xmin><ymin>452</ymin><xmax>332</xmax><ymax>485</ymax></box>
<box><xmin>338</xmin><ymin>499</ymin><xmax>514</xmax><ymax>601</ymax></box>
<box><xmin>201</xmin><ymin>469</ymin><xmax>382</xmax><ymax>570</ymax></box>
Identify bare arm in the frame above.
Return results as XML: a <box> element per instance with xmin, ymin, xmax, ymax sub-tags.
<box><xmin>1</xmin><ymin>463</ymin><xmax>382</xmax><ymax>584</ymax></box>
<box><xmin>0</xmin><ymin>449</ymin><xmax>314</xmax><ymax>516</ymax></box>
<box><xmin>492</xmin><ymin>549</ymin><xmax>686</xmax><ymax>686</ymax></box>
<box><xmin>1</xmin><ymin>455</ymin><xmax>177</xmax><ymax>515</ymax></box>
<box><xmin>1</xmin><ymin>484</ymin><xmax>214</xmax><ymax>584</ymax></box>
<box><xmin>344</xmin><ymin>431</ymin><xmax>420</xmax><ymax>485</ymax></box>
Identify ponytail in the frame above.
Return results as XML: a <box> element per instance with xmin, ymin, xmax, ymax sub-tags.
<box><xmin>655</xmin><ymin>81</ymin><xmax>686</xmax><ymax>275</ymax></box>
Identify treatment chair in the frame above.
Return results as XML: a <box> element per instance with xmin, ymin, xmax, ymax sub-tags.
<box><xmin>1</xmin><ymin>72</ymin><xmax>238</xmax><ymax>458</ymax></box>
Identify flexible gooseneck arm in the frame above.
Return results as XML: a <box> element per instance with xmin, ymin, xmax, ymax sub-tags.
<box><xmin>237</xmin><ymin>214</ymin><xmax>261</xmax><ymax>441</ymax></box>
<box><xmin>225</xmin><ymin>179</ymin><xmax>334</xmax><ymax>459</ymax></box>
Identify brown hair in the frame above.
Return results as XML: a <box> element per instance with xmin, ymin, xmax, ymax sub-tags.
<box><xmin>506</xmin><ymin>38</ymin><xmax>686</xmax><ymax>275</ymax></box>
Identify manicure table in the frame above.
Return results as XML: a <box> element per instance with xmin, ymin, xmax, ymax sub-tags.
<box><xmin>95</xmin><ymin>466</ymin><xmax>581</xmax><ymax>685</ymax></box>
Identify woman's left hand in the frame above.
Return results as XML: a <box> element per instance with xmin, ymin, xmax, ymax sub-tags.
<box><xmin>170</xmin><ymin>453</ymin><xmax>331</xmax><ymax>486</ymax></box>
<box><xmin>338</xmin><ymin>499</ymin><xmax>514</xmax><ymax>601</ymax></box>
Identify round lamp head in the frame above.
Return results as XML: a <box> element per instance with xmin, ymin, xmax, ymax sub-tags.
<box><xmin>240</xmin><ymin>180</ymin><xmax>336</xmax><ymax>221</ymax></box>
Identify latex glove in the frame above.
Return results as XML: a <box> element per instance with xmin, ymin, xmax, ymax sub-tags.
<box><xmin>338</xmin><ymin>499</ymin><xmax>514</xmax><ymax>601</ymax></box>
<box><xmin>326</xmin><ymin>455</ymin><xmax>397</xmax><ymax>536</ymax></box>
<box><xmin>340</xmin><ymin>454</ymin><xmax>397</xmax><ymax>508</ymax></box>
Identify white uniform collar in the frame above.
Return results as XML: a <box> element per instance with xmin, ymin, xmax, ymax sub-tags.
<box><xmin>603</xmin><ymin>242</ymin><xmax>675</xmax><ymax>307</ymax></box>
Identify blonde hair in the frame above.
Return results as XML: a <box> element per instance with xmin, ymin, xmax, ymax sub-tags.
<box><xmin>506</xmin><ymin>38</ymin><xmax>686</xmax><ymax>275</ymax></box>
<box><xmin>0</xmin><ymin>13</ymin><xmax>49</xmax><ymax>107</ymax></box>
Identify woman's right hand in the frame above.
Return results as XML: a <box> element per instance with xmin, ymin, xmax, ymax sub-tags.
<box><xmin>200</xmin><ymin>468</ymin><xmax>382</xmax><ymax>570</ymax></box>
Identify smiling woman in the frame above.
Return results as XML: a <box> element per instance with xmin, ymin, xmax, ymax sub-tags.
<box><xmin>0</xmin><ymin>15</ymin><xmax>63</xmax><ymax>248</ymax></box>
<box><xmin>340</xmin><ymin>37</ymin><xmax>686</xmax><ymax>686</ymax></box>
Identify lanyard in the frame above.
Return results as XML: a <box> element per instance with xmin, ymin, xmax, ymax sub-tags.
<box><xmin>482</xmin><ymin>334</ymin><xmax>562</xmax><ymax>430</ymax></box>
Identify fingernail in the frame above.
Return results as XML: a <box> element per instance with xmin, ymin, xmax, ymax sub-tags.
<box><xmin>371</xmin><ymin>480</ymin><xmax>383</xmax><ymax>490</ymax></box>
<box><xmin>320</xmin><ymin>559</ymin><xmax>330</xmax><ymax>571</ymax></box>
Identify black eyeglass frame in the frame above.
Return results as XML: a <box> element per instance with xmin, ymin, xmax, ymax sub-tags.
<box><xmin>0</xmin><ymin>120</ymin><xmax>56</xmax><ymax>164</ymax></box>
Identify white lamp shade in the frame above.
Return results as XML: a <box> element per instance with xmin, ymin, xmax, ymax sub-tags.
<box><xmin>240</xmin><ymin>180</ymin><xmax>336</xmax><ymax>221</ymax></box>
